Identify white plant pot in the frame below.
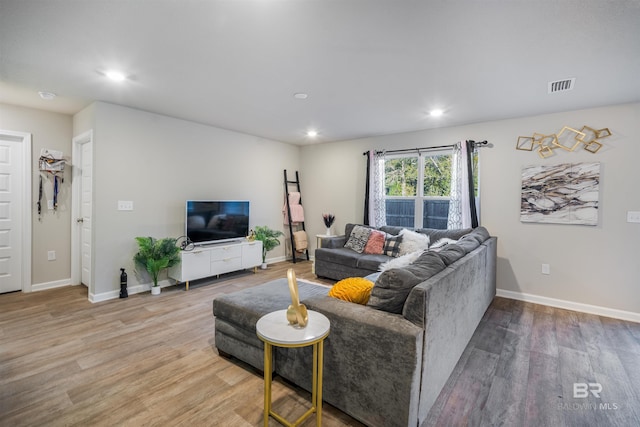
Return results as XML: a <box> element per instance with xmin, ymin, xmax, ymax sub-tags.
<box><xmin>261</xmin><ymin>262</ymin><xmax>268</xmax><ymax>270</ymax></box>
<box><xmin>151</xmin><ymin>286</ymin><xmax>161</xmax><ymax>295</ymax></box>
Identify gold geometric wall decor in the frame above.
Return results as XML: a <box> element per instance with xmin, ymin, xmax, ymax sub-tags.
<box><xmin>516</xmin><ymin>125</ymin><xmax>611</xmax><ymax>158</ymax></box>
<box><xmin>516</xmin><ymin>136</ymin><xmax>535</xmax><ymax>151</ymax></box>
<box><xmin>576</xmin><ymin>126</ymin><xmax>611</xmax><ymax>154</ymax></box>
<box><xmin>554</xmin><ymin>126</ymin><xmax>586</xmax><ymax>151</ymax></box>
<box><xmin>583</xmin><ymin>140</ymin><xmax>603</xmax><ymax>153</ymax></box>
<box><xmin>538</xmin><ymin>145</ymin><xmax>555</xmax><ymax>159</ymax></box>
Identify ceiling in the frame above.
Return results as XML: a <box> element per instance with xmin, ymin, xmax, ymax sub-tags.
<box><xmin>1</xmin><ymin>0</ymin><xmax>639</xmax><ymax>145</ymax></box>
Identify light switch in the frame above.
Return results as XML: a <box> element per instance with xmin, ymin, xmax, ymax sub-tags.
<box><xmin>118</xmin><ymin>200</ymin><xmax>134</xmax><ymax>211</ymax></box>
<box><xmin>627</xmin><ymin>211</ymin><xmax>640</xmax><ymax>223</ymax></box>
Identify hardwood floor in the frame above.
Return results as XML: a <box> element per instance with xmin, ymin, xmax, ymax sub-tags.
<box><xmin>1</xmin><ymin>261</ymin><xmax>639</xmax><ymax>426</ymax></box>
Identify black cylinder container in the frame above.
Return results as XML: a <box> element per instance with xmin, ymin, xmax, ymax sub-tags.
<box><xmin>119</xmin><ymin>268</ymin><xmax>128</xmax><ymax>298</ymax></box>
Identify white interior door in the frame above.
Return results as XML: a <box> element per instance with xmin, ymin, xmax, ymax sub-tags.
<box><xmin>71</xmin><ymin>130</ymin><xmax>93</xmax><ymax>297</ymax></box>
<box><xmin>80</xmin><ymin>141</ymin><xmax>92</xmax><ymax>287</ymax></box>
<box><xmin>0</xmin><ymin>134</ymin><xmax>25</xmax><ymax>293</ymax></box>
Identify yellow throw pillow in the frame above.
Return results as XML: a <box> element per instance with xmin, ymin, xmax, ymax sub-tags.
<box><xmin>328</xmin><ymin>277</ymin><xmax>374</xmax><ymax>305</ymax></box>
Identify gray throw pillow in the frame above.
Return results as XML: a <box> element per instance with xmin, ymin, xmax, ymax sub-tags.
<box><xmin>344</xmin><ymin>225</ymin><xmax>372</xmax><ymax>253</ymax></box>
<box><xmin>436</xmin><ymin>244</ymin><xmax>466</xmax><ymax>266</ymax></box>
<box><xmin>456</xmin><ymin>234</ymin><xmax>481</xmax><ymax>253</ymax></box>
<box><xmin>368</xmin><ymin>251</ymin><xmax>446</xmax><ymax>314</ymax></box>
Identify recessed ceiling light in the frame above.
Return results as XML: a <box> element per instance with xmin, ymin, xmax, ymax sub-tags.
<box><xmin>306</xmin><ymin>130</ymin><xmax>318</xmax><ymax>137</ymax></box>
<box><xmin>430</xmin><ymin>109</ymin><xmax>444</xmax><ymax>117</ymax></box>
<box><xmin>105</xmin><ymin>70</ymin><xmax>127</xmax><ymax>82</ymax></box>
<box><xmin>294</xmin><ymin>93</ymin><xmax>308</xmax><ymax>99</ymax></box>
<box><xmin>38</xmin><ymin>91</ymin><xmax>57</xmax><ymax>100</ymax></box>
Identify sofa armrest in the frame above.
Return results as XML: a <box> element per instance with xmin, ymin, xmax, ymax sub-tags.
<box><xmin>320</xmin><ymin>235</ymin><xmax>346</xmax><ymax>249</ymax></box>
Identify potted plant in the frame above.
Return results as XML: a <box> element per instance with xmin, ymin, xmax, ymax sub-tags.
<box><xmin>133</xmin><ymin>236</ymin><xmax>180</xmax><ymax>295</ymax></box>
<box><xmin>254</xmin><ymin>226</ymin><xmax>284</xmax><ymax>269</ymax></box>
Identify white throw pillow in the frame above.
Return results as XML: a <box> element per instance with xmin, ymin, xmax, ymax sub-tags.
<box><xmin>398</xmin><ymin>229</ymin><xmax>430</xmax><ymax>256</ymax></box>
<box><xmin>378</xmin><ymin>250</ymin><xmax>425</xmax><ymax>272</ymax></box>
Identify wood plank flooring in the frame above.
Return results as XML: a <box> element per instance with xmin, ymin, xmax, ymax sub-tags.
<box><xmin>1</xmin><ymin>261</ymin><xmax>639</xmax><ymax>426</ymax></box>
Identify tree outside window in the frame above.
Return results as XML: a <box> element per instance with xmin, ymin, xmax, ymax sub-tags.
<box><xmin>383</xmin><ymin>151</ymin><xmax>477</xmax><ymax>229</ymax></box>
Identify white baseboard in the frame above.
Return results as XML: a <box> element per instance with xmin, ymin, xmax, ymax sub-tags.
<box><xmin>89</xmin><ymin>279</ymin><xmax>172</xmax><ymax>303</ymax></box>
<box><xmin>496</xmin><ymin>289</ymin><xmax>640</xmax><ymax>323</ymax></box>
<box><xmin>32</xmin><ymin>278</ymin><xmax>71</xmax><ymax>292</ymax></box>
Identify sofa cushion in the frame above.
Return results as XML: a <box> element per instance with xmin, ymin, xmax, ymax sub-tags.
<box><xmin>367</xmin><ymin>251</ymin><xmax>446</xmax><ymax>314</ymax></box>
<box><xmin>418</xmin><ymin>227</ymin><xmax>473</xmax><ymax>242</ymax></box>
<box><xmin>436</xmin><ymin>244</ymin><xmax>467</xmax><ymax>266</ymax></box>
<box><xmin>356</xmin><ymin>253</ymin><xmax>393</xmax><ymax>271</ymax></box>
<box><xmin>379</xmin><ymin>250</ymin><xmax>425</xmax><ymax>272</ymax></box>
<box><xmin>212</xmin><ymin>279</ymin><xmax>329</xmax><ymax>330</ymax></box>
<box><xmin>455</xmin><ymin>227</ymin><xmax>487</xmax><ymax>253</ymax></box>
<box><xmin>315</xmin><ymin>247</ymin><xmax>362</xmax><ymax>268</ymax></box>
<box><xmin>379</xmin><ymin>225</ymin><xmax>406</xmax><ymax>236</ymax></box>
<box><xmin>344</xmin><ymin>225</ymin><xmax>372</xmax><ymax>253</ymax></box>
<box><xmin>328</xmin><ymin>277</ymin><xmax>374</xmax><ymax>304</ymax></box>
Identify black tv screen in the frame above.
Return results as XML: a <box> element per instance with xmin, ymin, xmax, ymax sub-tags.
<box><xmin>186</xmin><ymin>200</ymin><xmax>250</xmax><ymax>245</ymax></box>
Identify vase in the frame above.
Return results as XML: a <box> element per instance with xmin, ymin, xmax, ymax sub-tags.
<box><xmin>151</xmin><ymin>286</ymin><xmax>161</xmax><ymax>295</ymax></box>
<box><xmin>261</xmin><ymin>262</ymin><xmax>268</xmax><ymax>270</ymax></box>
<box><xmin>326</xmin><ymin>227</ymin><xmax>332</xmax><ymax>236</ymax></box>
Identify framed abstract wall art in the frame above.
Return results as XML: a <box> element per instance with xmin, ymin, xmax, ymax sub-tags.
<box><xmin>520</xmin><ymin>162</ymin><xmax>600</xmax><ymax>225</ymax></box>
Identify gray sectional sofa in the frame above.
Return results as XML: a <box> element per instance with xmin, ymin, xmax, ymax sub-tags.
<box><xmin>315</xmin><ymin>223</ymin><xmax>474</xmax><ymax>281</ymax></box>
<box><xmin>213</xmin><ymin>226</ymin><xmax>497</xmax><ymax>427</ymax></box>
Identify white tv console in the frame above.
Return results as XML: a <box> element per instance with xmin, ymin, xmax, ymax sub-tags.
<box><xmin>168</xmin><ymin>239</ymin><xmax>263</xmax><ymax>290</ymax></box>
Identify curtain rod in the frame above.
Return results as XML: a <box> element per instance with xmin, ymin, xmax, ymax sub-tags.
<box><xmin>362</xmin><ymin>140</ymin><xmax>488</xmax><ymax>156</ymax></box>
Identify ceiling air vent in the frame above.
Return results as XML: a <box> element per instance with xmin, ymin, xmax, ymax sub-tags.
<box><xmin>548</xmin><ymin>78</ymin><xmax>576</xmax><ymax>94</ymax></box>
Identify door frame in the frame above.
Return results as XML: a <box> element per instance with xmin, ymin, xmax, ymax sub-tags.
<box><xmin>71</xmin><ymin>130</ymin><xmax>93</xmax><ymax>299</ymax></box>
<box><xmin>0</xmin><ymin>130</ymin><xmax>32</xmax><ymax>292</ymax></box>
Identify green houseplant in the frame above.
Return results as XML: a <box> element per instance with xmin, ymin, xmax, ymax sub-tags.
<box><xmin>254</xmin><ymin>226</ymin><xmax>284</xmax><ymax>269</ymax></box>
<box><xmin>133</xmin><ymin>236</ymin><xmax>181</xmax><ymax>294</ymax></box>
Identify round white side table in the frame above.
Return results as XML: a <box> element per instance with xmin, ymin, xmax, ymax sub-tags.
<box><xmin>256</xmin><ymin>309</ymin><xmax>330</xmax><ymax>427</ymax></box>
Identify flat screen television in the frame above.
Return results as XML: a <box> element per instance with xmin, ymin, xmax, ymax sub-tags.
<box><xmin>185</xmin><ymin>200</ymin><xmax>250</xmax><ymax>246</ymax></box>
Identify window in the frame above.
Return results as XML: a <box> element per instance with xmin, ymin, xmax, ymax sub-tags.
<box><xmin>383</xmin><ymin>150</ymin><xmax>478</xmax><ymax>229</ymax></box>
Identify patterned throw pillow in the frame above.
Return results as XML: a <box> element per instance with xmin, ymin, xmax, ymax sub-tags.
<box><xmin>383</xmin><ymin>234</ymin><xmax>402</xmax><ymax>257</ymax></box>
<box><xmin>363</xmin><ymin>230</ymin><xmax>386</xmax><ymax>254</ymax></box>
<box><xmin>344</xmin><ymin>225</ymin><xmax>372</xmax><ymax>253</ymax></box>
<box><xmin>328</xmin><ymin>277</ymin><xmax>374</xmax><ymax>305</ymax></box>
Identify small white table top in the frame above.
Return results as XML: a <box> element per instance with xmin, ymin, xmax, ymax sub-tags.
<box><xmin>256</xmin><ymin>309</ymin><xmax>330</xmax><ymax>346</ymax></box>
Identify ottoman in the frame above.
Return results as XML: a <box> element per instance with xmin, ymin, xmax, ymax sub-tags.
<box><xmin>212</xmin><ymin>278</ymin><xmax>329</xmax><ymax>370</ymax></box>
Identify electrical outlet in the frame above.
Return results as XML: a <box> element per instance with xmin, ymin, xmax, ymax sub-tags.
<box><xmin>541</xmin><ymin>264</ymin><xmax>550</xmax><ymax>275</ymax></box>
<box><xmin>47</xmin><ymin>200</ymin><xmax>54</xmax><ymax>210</ymax></box>
<box><xmin>117</xmin><ymin>200</ymin><xmax>134</xmax><ymax>211</ymax></box>
<box><xmin>48</xmin><ymin>250</ymin><xmax>56</xmax><ymax>261</ymax></box>
<box><xmin>627</xmin><ymin>211</ymin><xmax>640</xmax><ymax>223</ymax></box>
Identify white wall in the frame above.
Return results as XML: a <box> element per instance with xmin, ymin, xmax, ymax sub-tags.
<box><xmin>0</xmin><ymin>103</ymin><xmax>72</xmax><ymax>288</ymax></box>
<box><xmin>74</xmin><ymin>102</ymin><xmax>300</xmax><ymax>298</ymax></box>
<box><xmin>301</xmin><ymin>102</ymin><xmax>640</xmax><ymax>316</ymax></box>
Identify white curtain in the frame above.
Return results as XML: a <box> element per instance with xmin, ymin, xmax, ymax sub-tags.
<box><xmin>368</xmin><ymin>150</ymin><xmax>387</xmax><ymax>227</ymax></box>
<box><xmin>447</xmin><ymin>141</ymin><xmax>472</xmax><ymax>229</ymax></box>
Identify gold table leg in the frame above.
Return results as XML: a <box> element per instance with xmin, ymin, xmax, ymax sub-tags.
<box><xmin>264</xmin><ymin>342</ymin><xmax>272</xmax><ymax>427</ymax></box>
<box><xmin>262</xmin><ymin>339</ymin><xmax>325</xmax><ymax>427</ymax></box>
<box><xmin>317</xmin><ymin>339</ymin><xmax>323</xmax><ymax>427</ymax></box>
